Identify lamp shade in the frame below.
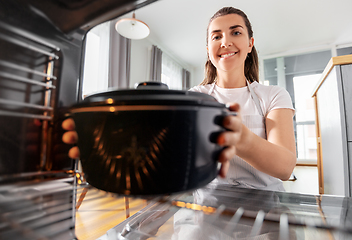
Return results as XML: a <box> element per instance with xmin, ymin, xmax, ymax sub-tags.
<box><xmin>115</xmin><ymin>13</ymin><xmax>150</xmax><ymax>40</ymax></box>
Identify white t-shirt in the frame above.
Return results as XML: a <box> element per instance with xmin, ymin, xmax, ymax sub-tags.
<box><xmin>190</xmin><ymin>81</ymin><xmax>295</xmax><ymax>191</ymax></box>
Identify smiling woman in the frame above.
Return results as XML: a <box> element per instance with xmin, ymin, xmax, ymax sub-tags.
<box><xmin>189</xmin><ymin>7</ymin><xmax>297</xmax><ymax>192</ymax></box>
<box><xmin>201</xmin><ymin>7</ymin><xmax>258</xmax><ymax>87</ymax></box>
<box><xmin>206</xmin><ymin>15</ymin><xmax>254</xmax><ymax>87</ymax></box>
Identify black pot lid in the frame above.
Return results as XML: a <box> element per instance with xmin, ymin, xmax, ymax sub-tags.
<box><xmin>72</xmin><ymin>82</ymin><xmax>225</xmax><ymax>109</ymax></box>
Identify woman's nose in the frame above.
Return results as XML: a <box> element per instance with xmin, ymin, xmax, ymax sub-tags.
<box><xmin>221</xmin><ymin>36</ymin><xmax>233</xmax><ymax>48</ymax></box>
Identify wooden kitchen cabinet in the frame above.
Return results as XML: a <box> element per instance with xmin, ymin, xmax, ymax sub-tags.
<box><xmin>312</xmin><ymin>54</ymin><xmax>352</xmax><ymax>197</ymax></box>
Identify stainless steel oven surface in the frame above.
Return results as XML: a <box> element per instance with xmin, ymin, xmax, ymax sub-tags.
<box><xmin>1</xmin><ymin>1</ymin><xmax>352</xmax><ymax>240</ymax></box>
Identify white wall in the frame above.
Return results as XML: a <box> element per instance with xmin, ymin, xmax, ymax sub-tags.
<box><xmin>130</xmin><ymin>39</ymin><xmax>152</xmax><ymax>88</ymax></box>
<box><xmin>192</xmin><ymin>64</ymin><xmax>205</xmax><ymax>87</ymax></box>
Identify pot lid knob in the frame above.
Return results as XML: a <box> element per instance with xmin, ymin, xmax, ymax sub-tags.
<box><xmin>135</xmin><ymin>81</ymin><xmax>169</xmax><ymax>89</ymax></box>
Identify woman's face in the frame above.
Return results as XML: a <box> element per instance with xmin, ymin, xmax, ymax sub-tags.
<box><xmin>207</xmin><ymin>14</ymin><xmax>254</xmax><ymax>74</ymax></box>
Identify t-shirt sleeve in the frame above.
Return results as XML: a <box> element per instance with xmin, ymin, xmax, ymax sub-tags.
<box><xmin>268</xmin><ymin>86</ymin><xmax>295</xmax><ymax>114</ymax></box>
<box><xmin>188</xmin><ymin>86</ymin><xmax>200</xmax><ymax>92</ymax></box>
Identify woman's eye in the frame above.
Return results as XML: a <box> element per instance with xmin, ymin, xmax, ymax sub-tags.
<box><xmin>212</xmin><ymin>35</ymin><xmax>221</xmax><ymax>41</ymax></box>
<box><xmin>232</xmin><ymin>31</ymin><xmax>241</xmax><ymax>36</ymax></box>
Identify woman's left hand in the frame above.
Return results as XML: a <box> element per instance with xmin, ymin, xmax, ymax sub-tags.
<box><xmin>217</xmin><ymin>102</ymin><xmax>243</xmax><ymax>178</ymax></box>
<box><xmin>62</xmin><ymin>118</ymin><xmax>80</xmax><ymax>159</ymax></box>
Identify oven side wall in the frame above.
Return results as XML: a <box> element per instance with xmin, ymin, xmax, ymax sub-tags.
<box><xmin>0</xmin><ymin>1</ymin><xmax>84</xmax><ymax>175</ymax></box>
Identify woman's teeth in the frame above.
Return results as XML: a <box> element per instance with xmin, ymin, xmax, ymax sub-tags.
<box><xmin>220</xmin><ymin>52</ymin><xmax>235</xmax><ymax>58</ymax></box>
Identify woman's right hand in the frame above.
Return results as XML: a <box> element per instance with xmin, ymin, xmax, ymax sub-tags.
<box><xmin>62</xmin><ymin>118</ymin><xmax>80</xmax><ymax>159</ymax></box>
<box><xmin>216</xmin><ymin>102</ymin><xmax>243</xmax><ymax>178</ymax></box>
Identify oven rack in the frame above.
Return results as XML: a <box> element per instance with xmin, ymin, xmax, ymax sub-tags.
<box><xmin>110</xmin><ymin>202</ymin><xmax>351</xmax><ymax>240</ymax></box>
<box><xmin>3</xmin><ymin>173</ymin><xmax>350</xmax><ymax>240</ymax></box>
<box><xmin>0</xmin><ymin>170</ymin><xmax>146</xmax><ymax>240</ymax></box>
<box><xmin>0</xmin><ymin>175</ymin><xmax>78</xmax><ymax>240</ymax></box>
<box><xmin>0</xmin><ymin>21</ymin><xmax>60</xmax><ymax>121</ymax></box>
<box><xmin>103</xmin><ymin>185</ymin><xmax>352</xmax><ymax>240</ymax></box>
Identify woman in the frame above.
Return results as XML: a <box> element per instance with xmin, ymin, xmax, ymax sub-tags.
<box><xmin>189</xmin><ymin>7</ymin><xmax>296</xmax><ymax>191</ymax></box>
<box><xmin>62</xmin><ymin>7</ymin><xmax>296</xmax><ymax>192</ymax></box>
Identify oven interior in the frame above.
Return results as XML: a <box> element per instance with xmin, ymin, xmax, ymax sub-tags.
<box><xmin>0</xmin><ymin>0</ymin><xmax>154</xmax><ymax>239</ymax></box>
<box><xmin>1</xmin><ymin>1</ymin><xmax>352</xmax><ymax>240</ymax></box>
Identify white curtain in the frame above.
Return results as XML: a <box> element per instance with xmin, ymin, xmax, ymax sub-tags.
<box><xmin>82</xmin><ymin>20</ymin><xmax>131</xmax><ymax>99</ymax></box>
<box><xmin>82</xmin><ymin>21</ymin><xmax>110</xmax><ymax>98</ymax></box>
<box><xmin>161</xmin><ymin>53</ymin><xmax>183</xmax><ymax>90</ymax></box>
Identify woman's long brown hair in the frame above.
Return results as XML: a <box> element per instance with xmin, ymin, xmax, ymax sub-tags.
<box><xmin>200</xmin><ymin>7</ymin><xmax>259</xmax><ymax>85</ymax></box>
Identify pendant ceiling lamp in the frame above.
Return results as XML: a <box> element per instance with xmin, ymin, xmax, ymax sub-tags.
<box><xmin>115</xmin><ymin>12</ymin><xmax>150</xmax><ymax>40</ymax></box>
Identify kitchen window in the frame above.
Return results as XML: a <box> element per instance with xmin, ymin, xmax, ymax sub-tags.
<box><xmin>263</xmin><ymin>50</ymin><xmax>332</xmax><ymax>165</ymax></box>
<box><xmin>293</xmin><ymin>74</ymin><xmax>321</xmax><ymax>162</ymax></box>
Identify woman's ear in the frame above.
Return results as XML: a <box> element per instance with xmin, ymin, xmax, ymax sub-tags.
<box><xmin>248</xmin><ymin>37</ymin><xmax>254</xmax><ymax>53</ymax></box>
